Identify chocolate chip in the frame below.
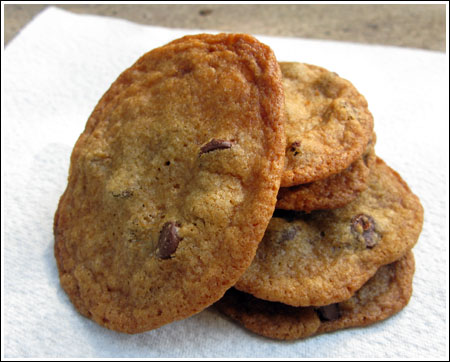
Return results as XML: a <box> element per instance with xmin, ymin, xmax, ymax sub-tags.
<box><xmin>290</xmin><ymin>141</ymin><xmax>300</xmax><ymax>150</ymax></box>
<box><xmin>179</xmin><ymin>63</ymin><xmax>194</xmax><ymax>76</ymax></box>
<box><xmin>315</xmin><ymin>304</ymin><xmax>341</xmax><ymax>322</ymax></box>
<box><xmin>278</xmin><ymin>227</ymin><xmax>298</xmax><ymax>243</ymax></box>
<box><xmin>351</xmin><ymin>214</ymin><xmax>379</xmax><ymax>248</ymax></box>
<box><xmin>157</xmin><ymin>222</ymin><xmax>181</xmax><ymax>259</ymax></box>
<box><xmin>289</xmin><ymin>141</ymin><xmax>301</xmax><ymax>156</ymax></box>
<box><xmin>199</xmin><ymin>139</ymin><xmax>233</xmax><ymax>155</ymax></box>
<box><xmin>112</xmin><ymin>190</ymin><xmax>133</xmax><ymax>198</ymax></box>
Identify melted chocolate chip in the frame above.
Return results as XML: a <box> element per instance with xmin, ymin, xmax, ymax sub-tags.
<box><xmin>290</xmin><ymin>141</ymin><xmax>300</xmax><ymax>150</ymax></box>
<box><xmin>199</xmin><ymin>139</ymin><xmax>233</xmax><ymax>155</ymax></box>
<box><xmin>290</xmin><ymin>141</ymin><xmax>301</xmax><ymax>156</ymax></box>
<box><xmin>278</xmin><ymin>227</ymin><xmax>299</xmax><ymax>243</ymax></box>
<box><xmin>315</xmin><ymin>304</ymin><xmax>341</xmax><ymax>322</ymax></box>
<box><xmin>157</xmin><ymin>222</ymin><xmax>181</xmax><ymax>259</ymax></box>
<box><xmin>351</xmin><ymin>214</ymin><xmax>378</xmax><ymax>248</ymax></box>
<box><xmin>112</xmin><ymin>190</ymin><xmax>133</xmax><ymax>198</ymax></box>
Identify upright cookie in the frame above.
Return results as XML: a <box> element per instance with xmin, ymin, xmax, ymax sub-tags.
<box><xmin>216</xmin><ymin>252</ymin><xmax>415</xmax><ymax>340</ymax></box>
<box><xmin>236</xmin><ymin>158</ymin><xmax>423</xmax><ymax>307</ymax></box>
<box><xmin>281</xmin><ymin>62</ymin><xmax>374</xmax><ymax>187</ymax></box>
<box><xmin>54</xmin><ymin>33</ymin><xmax>286</xmax><ymax>333</ymax></box>
<box><xmin>277</xmin><ymin>135</ymin><xmax>376</xmax><ymax>212</ymax></box>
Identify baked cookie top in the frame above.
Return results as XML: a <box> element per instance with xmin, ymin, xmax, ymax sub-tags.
<box><xmin>280</xmin><ymin>62</ymin><xmax>374</xmax><ymax>187</ymax></box>
<box><xmin>54</xmin><ymin>33</ymin><xmax>286</xmax><ymax>334</ymax></box>
<box><xmin>236</xmin><ymin>158</ymin><xmax>423</xmax><ymax>307</ymax></box>
<box><xmin>277</xmin><ymin>135</ymin><xmax>376</xmax><ymax>212</ymax></box>
<box><xmin>216</xmin><ymin>252</ymin><xmax>414</xmax><ymax>340</ymax></box>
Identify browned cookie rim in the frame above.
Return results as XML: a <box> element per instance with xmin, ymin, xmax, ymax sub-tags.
<box><xmin>277</xmin><ymin>136</ymin><xmax>376</xmax><ymax>212</ymax></box>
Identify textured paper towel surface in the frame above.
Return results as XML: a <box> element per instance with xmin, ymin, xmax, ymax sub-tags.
<box><xmin>3</xmin><ymin>7</ymin><xmax>448</xmax><ymax>358</ymax></box>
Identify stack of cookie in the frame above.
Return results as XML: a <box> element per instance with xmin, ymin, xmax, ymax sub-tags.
<box><xmin>54</xmin><ymin>33</ymin><xmax>423</xmax><ymax>340</ymax></box>
<box><xmin>216</xmin><ymin>62</ymin><xmax>424</xmax><ymax>340</ymax></box>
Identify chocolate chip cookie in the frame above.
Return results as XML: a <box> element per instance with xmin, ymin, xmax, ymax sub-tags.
<box><xmin>280</xmin><ymin>62</ymin><xmax>374</xmax><ymax>187</ymax></box>
<box><xmin>54</xmin><ymin>33</ymin><xmax>286</xmax><ymax>333</ymax></box>
<box><xmin>216</xmin><ymin>252</ymin><xmax>415</xmax><ymax>340</ymax></box>
<box><xmin>277</xmin><ymin>135</ymin><xmax>376</xmax><ymax>212</ymax></box>
<box><xmin>235</xmin><ymin>157</ymin><xmax>423</xmax><ymax>307</ymax></box>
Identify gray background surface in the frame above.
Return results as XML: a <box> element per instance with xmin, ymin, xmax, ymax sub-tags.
<box><xmin>4</xmin><ymin>4</ymin><xmax>446</xmax><ymax>52</ymax></box>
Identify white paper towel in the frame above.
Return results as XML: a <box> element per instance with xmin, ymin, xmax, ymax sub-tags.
<box><xmin>3</xmin><ymin>6</ymin><xmax>448</xmax><ymax>358</ymax></box>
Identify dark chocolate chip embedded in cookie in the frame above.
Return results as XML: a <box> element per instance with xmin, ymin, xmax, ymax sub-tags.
<box><xmin>53</xmin><ymin>33</ymin><xmax>286</xmax><ymax>334</ymax></box>
<box><xmin>280</xmin><ymin>62</ymin><xmax>374</xmax><ymax>187</ymax></box>
<box><xmin>235</xmin><ymin>157</ymin><xmax>423</xmax><ymax>307</ymax></box>
<box><xmin>351</xmin><ymin>214</ymin><xmax>380</xmax><ymax>248</ymax></box>
<box><xmin>156</xmin><ymin>221</ymin><xmax>181</xmax><ymax>259</ymax></box>
<box><xmin>199</xmin><ymin>139</ymin><xmax>234</xmax><ymax>155</ymax></box>
<box><xmin>216</xmin><ymin>252</ymin><xmax>415</xmax><ymax>340</ymax></box>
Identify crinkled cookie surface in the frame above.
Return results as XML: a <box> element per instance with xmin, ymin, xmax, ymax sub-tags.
<box><xmin>281</xmin><ymin>62</ymin><xmax>374</xmax><ymax>187</ymax></box>
<box><xmin>54</xmin><ymin>33</ymin><xmax>286</xmax><ymax>333</ymax></box>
